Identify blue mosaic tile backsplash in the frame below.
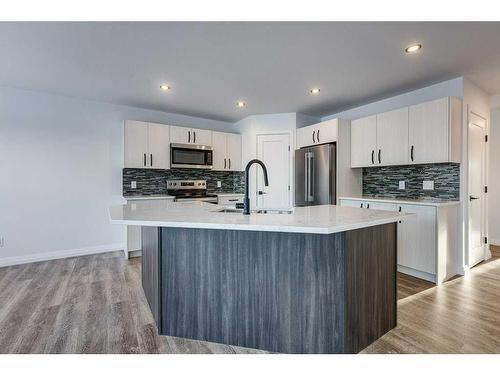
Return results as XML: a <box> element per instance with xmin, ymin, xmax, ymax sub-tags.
<box><xmin>123</xmin><ymin>168</ymin><xmax>245</xmax><ymax>197</ymax></box>
<box><xmin>362</xmin><ymin>163</ymin><xmax>460</xmax><ymax>200</ymax></box>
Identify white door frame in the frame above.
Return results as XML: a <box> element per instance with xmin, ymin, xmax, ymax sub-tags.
<box><xmin>255</xmin><ymin>132</ymin><xmax>293</xmax><ymax>209</ymax></box>
<box><xmin>467</xmin><ymin>110</ymin><xmax>490</xmax><ymax>268</ymax></box>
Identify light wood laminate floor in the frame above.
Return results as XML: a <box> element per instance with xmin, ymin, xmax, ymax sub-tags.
<box><xmin>0</xmin><ymin>248</ymin><xmax>498</xmax><ymax>354</ymax></box>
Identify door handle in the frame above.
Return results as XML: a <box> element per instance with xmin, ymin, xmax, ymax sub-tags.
<box><xmin>229</xmin><ymin>158</ymin><xmax>231</xmax><ymax>169</ymax></box>
<box><xmin>194</xmin><ymin>131</ymin><xmax>196</xmax><ymax>143</ymax></box>
<box><xmin>312</xmin><ymin>130</ymin><xmax>316</xmax><ymax>144</ymax></box>
<box><xmin>224</xmin><ymin>158</ymin><xmax>226</xmax><ymax>169</ymax></box>
<box><xmin>470</xmin><ymin>196</ymin><xmax>480</xmax><ymax>201</ymax></box>
<box><xmin>378</xmin><ymin>149</ymin><xmax>381</xmax><ymax>164</ymax></box>
<box><xmin>143</xmin><ymin>153</ymin><xmax>146</xmax><ymax>167</ymax></box>
<box><xmin>188</xmin><ymin>131</ymin><xmax>191</xmax><ymax>143</ymax></box>
<box><xmin>411</xmin><ymin>145</ymin><xmax>414</xmax><ymax>162</ymax></box>
<box><xmin>371</xmin><ymin>150</ymin><xmax>375</xmax><ymax>164</ymax></box>
<box><xmin>150</xmin><ymin>154</ymin><xmax>153</xmax><ymax>167</ymax></box>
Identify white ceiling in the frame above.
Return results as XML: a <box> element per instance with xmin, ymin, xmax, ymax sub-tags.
<box><xmin>1</xmin><ymin>22</ymin><xmax>500</xmax><ymax>122</ymax></box>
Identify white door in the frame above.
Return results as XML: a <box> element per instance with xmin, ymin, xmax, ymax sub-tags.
<box><xmin>124</xmin><ymin>120</ymin><xmax>148</xmax><ymax>168</ymax></box>
<box><xmin>398</xmin><ymin>204</ymin><xmax>436</xmax><ymax>274</ymax></box>
<box><xmin>170</xmin><ymin>126</ymin><xmax>191</xmax><ymax>144</ymax></box>
<box><xmin>212</xmin><ymin>131</ymin><xmax>227</xmax><ymax>171</ymax></box>
<box><xmin>468</xmin><ymin>112</ymin><xmax>487</xmax><ymax>268</ymax></box>
<box><xmin>376</xmin><ymin>108</ymin><xmax>409</xmax><ymax>166</ymax></box>
<box><xmin>351</xmin><ymin>115</ymin><xmax>377</xmax><ymax>167</ymax></box>
<box><xmin>409</xmin><ymin>97</ymin><xmax>449</xmax><ymax>164</ymax></box>
<box><xmin>147</xmin><ymin>123</ymin><xmax>170</xmax><ymax>169</ymax></box>
<box><xmin>226</xmin><ymin>133</ymin><xmax>242</xmax><ymax>171</ymax></box>
<box><xmin>191</xmin><ymin>128</ymin><xmax>212</xmax><ymax>146</ymax></box>
<box><xmin>256</xmin><ymin>134</ymin><xmax>291</xmax><ymax>210</ymax></box>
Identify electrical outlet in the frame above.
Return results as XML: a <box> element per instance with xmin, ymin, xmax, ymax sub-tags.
<box><xmin>0</xmin><ymin>236</ymin><xmax>4</xmax><ymax>247</ymax></box>
<box><xmin>423</xmin><ymin>180</ymin><xmax>435</xmax><ymax>190</ymax></box>
<box><xmin>131</xmin><ymin>181</ymin><xmax>137</xmax><ymax>189</ymax></box>
<box><xmin>217</xmin><ymin>181</ymin><xmax>222</xmax><ymax>188</ymax></box>
<box><xmin>398</xmin><ymin>181</ymin><xmax>406</xmax><ymax>190</ymax></box>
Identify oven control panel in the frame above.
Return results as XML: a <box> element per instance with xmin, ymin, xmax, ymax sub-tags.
<box><xmin>167</xmin><ymin>180</ymin><xmax>207</xmax><ymax>190</ymax></box>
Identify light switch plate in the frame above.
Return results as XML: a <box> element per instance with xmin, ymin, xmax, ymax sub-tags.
<box><xmin>398</xmin><ymin>181</ymin><xmax>406</xmax><ymax>190</ymax></box>
<box><xmin>131</xmin><ymin>181</ymin><xmax>137</xmax><ymax>189</ymax></box>
<box><xmin>217</xmin><ymin>181</ymin><xmax>222</xmax><ymax>188</ymax></box>
<box><xmin>423</xmin><ymin>180</ymin><xmax>434</xmax><ymax>190</ymax></box>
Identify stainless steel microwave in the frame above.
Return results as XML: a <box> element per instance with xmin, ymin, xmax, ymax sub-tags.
<box><xmin>170</xmin><ymin>143</ymin><xmax>213</xmax><ymax>169</ymax></box>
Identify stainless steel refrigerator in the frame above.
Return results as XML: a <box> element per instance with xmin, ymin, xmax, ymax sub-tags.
<box><xmin>295</xmin><ymin>143</ymin><xmax>336</xmax><ymax>206</ymax></box>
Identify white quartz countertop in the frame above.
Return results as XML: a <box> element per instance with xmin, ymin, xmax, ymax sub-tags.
<box><xmin>338</xmin><ymin>196</ymin><xmax>460</xmax><ymax>207</ymax></box>
<box><xmin>109</xmin><ymin>201</ymin><xmax>407</xmax><ymax>234</ymax></box>
<box><xmin>124</xmin><ymin>195</ymin><xmax>175</xmax><ymax>201</ymax></box>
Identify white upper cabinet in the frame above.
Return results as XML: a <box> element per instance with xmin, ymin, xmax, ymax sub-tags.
<box><xmin>350</xmin><ymin>96</ymin><xmax>462</xmax><ymax>168</ymax></box>
<box><xmin>351</xmin><ymin>115</ymin><xmax>377</xmax><ymax>167</ymax></box>
<box><xmin>376</xmin><ymin>107</ymin><xmax>409</xmax><ymax>166</ymax></box>
<box><xmin>409</xmin><ymin>97</ymin><xmax>461</xmax><ymax>164</ymax></box>
<box><xmin>212</xmin><ymin>131</ymin><xmax>242</xmax><ymax>171</ymax></box>
<box><xmin>147</xmin><ymin>122</ymin><xmax>170</xmax><ymax>169</ymax></box>
<box><xmin>124</xmin><ymin>120</ymin><xmax>149</xmax><ymax>168</ymax></box>
<box><xmin>170</xmin><ymin>126</ymin><xmax>212</xmax><ymax>146</ymax></box>
<box><xmin>296</xmin><ymin>119</ymin><xmax>338</xmax><ymax>149</ymax></box>
<box><xmin>124</xmin><ymin>120</ymin><xmax>170</xmax><ymax>169</ymax></box>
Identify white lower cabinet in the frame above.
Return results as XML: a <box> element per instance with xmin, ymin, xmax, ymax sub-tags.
<box><xmin>339</xmin><ymin>198</ymin><xmax>459</xmax><ymax>284</ymax></box>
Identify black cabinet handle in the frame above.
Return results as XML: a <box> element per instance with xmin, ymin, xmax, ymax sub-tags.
<box><xmin>229</xmin><ymin>158</ymin><xmax>231</xmax><ymax>169</ymax></box>
<box><xmin>312</xmin><ymin>130</ymin><xmax>316</xmax><ymax>143</ymax></box>
<box><xmin>194</xmin><ymin>131</ymin><xmax>196</xmax><ymax>143</ymax></box>
<box><xmin>470</xmin><ymin>196</ymin><xmax>480</xmax><ymax>201</ymax></box>
<box><xmin>228</xmin><ymin>199</ymin><xmax>239</xmax><ymax>202</ymax></box>
<box><xmin>317</xmin><ymin>129</ymin><xmax>320</xmax><ymax>143</ymax></box>
<box><xmin>224</xmin><ymin>158</ymin><xmax>226</xmax><ymax>169</ymax></box>
<box><xmin>143</xmin><ymin>153</ymin><xmax>146</xmax><ymax>167</ymax></box>
<box><xmin>378</xmin><ymin>149</ymin><xmax>381</xmax><ymax>164</ymax></box>
<box><xmin>150</xmin><ymin>154</ymin><xmax>153</xmax><ymax>167</ymax></box>
<box><xmin>411</xmin><ymin>145</ymin><xmax>414</xmax><ymax>162</ymax></box>
<box><xmin>367</xmin><ymin>203</ymin><xmax>370</xmax><ymax>209</ymax></box>
<box><xmin>371</xmin><ymin>150</ymin><xmax>375</xmax><ymax>164</ymax></box>
<box><xmin>398</xmin><ymin>206</ymin><xmax>402</xmax><ymax>212</ymax></box>
<box><xmin>188</xmin><ymin>131</ymin><xmax>191</xmax><ymax>143</ymax></box>
<box><xmin>360</xmin><ymin>203</ymin><xmax>363</xmax><ymax>208</ymax></box>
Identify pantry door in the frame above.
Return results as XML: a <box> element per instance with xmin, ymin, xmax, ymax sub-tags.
<box><xmin>256</xmin><ymin>133</ymin><xmax>291</xmax><ymax>210</ymax></box>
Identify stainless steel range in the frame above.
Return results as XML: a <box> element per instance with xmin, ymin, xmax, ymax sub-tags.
<box><xmin>166</xmin><ymin>180</ymin><xmax>218</xmax><ymax>203</ymax></box>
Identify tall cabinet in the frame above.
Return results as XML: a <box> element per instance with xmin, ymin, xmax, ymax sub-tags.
<box><xmin>124</xmin><ymin>120</ymin><xmax>170</xmax><ymax>169</ymax></box>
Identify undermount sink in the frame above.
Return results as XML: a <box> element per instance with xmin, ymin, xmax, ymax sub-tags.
<box><xmin>215</xmin><ymin>208</ymin><xmax>293</xmax><ymax>215</ymax></box>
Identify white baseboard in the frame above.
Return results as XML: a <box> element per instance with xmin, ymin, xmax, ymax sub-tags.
<box><xmin>397</xmin><ymin>265</ymin><xmax>436</xmax><ymax>283</ymax></box>
<box><xmin>0</xmin><ymin>243</ymin><xmax>126</xmax><ymax>268</ymax></box>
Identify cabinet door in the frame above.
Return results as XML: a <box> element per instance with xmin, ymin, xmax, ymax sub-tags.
<box><xmin>170</xmin><ymin>126</ymin><xmax>191</xmax><ymax>144</ymax></box>
<box><xmin>297</xmin><ymin>125</ymin><xmax>316</xmax><ymax>149</ymax></box>
<box><xmin>376</xmin><ymin>107</ymin><xmax>409</xmax><ymax>166</ymax></box>
<box><xmin>191</xmin><ymin>128</ymin><xmax>212</xmax><ymax>146</ymax></box>
<box><xmin>226</xmin><ymin>133</ymin><xmax>242</xmax><ymax>171</ymax></box>
<box><xmin>409</xmin><ymin>97</ymin><xmax>449</xmax><ymax>164</ymax></box>
<box><xmin>124</xmin><ymin>120</ymin><xmax>149</xmax><ymax>168</ymax></box>
<box><xmin>148</xmin><ymin>123</ymin><xmax>170</xmax><ymax>169</ymax></box>
<box><xmin>350</xmin><ymin>115</ymin><xmax>377</xmax><ymax>168</ymax></box>
<box><xmin>397</xmin><ymin>204</ymin><xmax>436</xmax><ymax>274</ymax></box>
<box><xmin>315</xmin><ymin>119</ymin><xmax>338</xmax><ymax>144</ymax></box>
<box><xmin>212</xmin><ymin>131</ymin><xmax>227</xmax><ymax>171</ymax></box>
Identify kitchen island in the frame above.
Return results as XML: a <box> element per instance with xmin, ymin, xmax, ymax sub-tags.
<box><xmin>110</xmin><ymin>201</ymin><xmax>404</xmax><ymax>353</ymax></box>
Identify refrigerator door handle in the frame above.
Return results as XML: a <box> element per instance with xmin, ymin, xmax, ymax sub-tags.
<box><xmin>307</xmin><ymin>152</ymin><xmax>315</xmax><ymax>202</ymax></box>
<box><xmin>304</xmin><ymin>152</ymin><xmax>309</xmax><ymax>202</ymax></box>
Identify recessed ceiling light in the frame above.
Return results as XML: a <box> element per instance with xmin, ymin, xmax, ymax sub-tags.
<box><xmin>159</xmin><ymin>84</ymin><xmax>171</xmax><ymax>91</ymax></box>
<box><xmin>310</xmin><ymin>88</ymin><xmax>321</xmax><ymax>95</ymax></box>
<box><xmin>405</xmin><ymin>44</ymin><xmax>422</xmax><ymax>54</ymax></box>
<box><xmin>236</xmin><ymin>101</ymin><xmax>246</xmax><ymax>108</ymax></box>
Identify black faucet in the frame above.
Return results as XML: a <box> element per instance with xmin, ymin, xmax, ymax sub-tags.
<box><xmin>243</xmin><ymin>159</ymin><xmax>269</xmax><ymax>215</ymax></box>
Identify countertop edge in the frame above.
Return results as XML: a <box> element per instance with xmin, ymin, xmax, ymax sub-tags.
<box><xmin>338</xmin><ymin>196</ymin><xmax>461</xmax><ymax>207</ymax></box>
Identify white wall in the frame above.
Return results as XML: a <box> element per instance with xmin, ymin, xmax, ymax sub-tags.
<box><xmin>321</xmin><ymin>77</ymin><xmax>464</xmax><ymax>121</ymax></box>
<box><xmin>489</xmin><ymin>106</ymin><xmax>500</xmax><ymax>245</ymax></box>
<box><xmin>235</xmin><ymin>113</ymin><xmax>297</xmax><ymax>208</ymax></box>
<box><xmin>0</xmin><ymin>86</ymin><xmax>233</xmax><ymax>266</ymax></box>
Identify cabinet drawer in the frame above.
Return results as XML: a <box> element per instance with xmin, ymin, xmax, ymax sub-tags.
<box><xmin>218</xmin><ymin>195</ymin><xmax>244</xmax><ymax>206</ymax></box>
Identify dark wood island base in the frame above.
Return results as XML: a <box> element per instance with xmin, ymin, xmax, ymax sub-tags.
<box><xmin>141</xmin><ymin>223</ymin><xmax>397</xmax><ymax>353</ymax></box>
